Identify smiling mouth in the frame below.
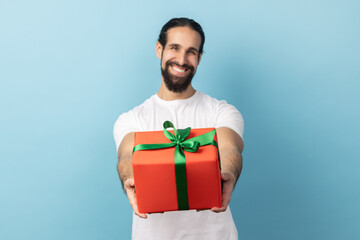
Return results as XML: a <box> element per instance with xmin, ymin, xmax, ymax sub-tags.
<box><xmin>171</xmin><ymin>64</ymin><xmax>188</xmax><ymax>74</ymax></box>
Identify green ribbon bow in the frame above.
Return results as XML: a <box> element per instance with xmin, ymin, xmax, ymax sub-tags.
<box><xmin>133</xmin><ymin>121</ymin><xmax>220</xmax><ymax>210</ymax></box>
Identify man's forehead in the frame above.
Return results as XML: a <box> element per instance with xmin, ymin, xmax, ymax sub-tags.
<box><xmin>166</xmin><ymin>26</ymin><xmax>202</xmax><ymax>50</ymax></box>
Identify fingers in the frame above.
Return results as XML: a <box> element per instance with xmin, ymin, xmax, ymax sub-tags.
<box><xmin>124</xmin><ymin>179</ymin><xmax>147</xmax><ymax>219</ymax></box>
<box><xmin>211</xmin><ymin>206</ymin><xmax>226</xmax><ymax>212</ymax></box>
<box><xmin>211</xmin><ymin>172</ymin><xmax>235</xmax><ymax>213</ymax></box>
<box><xmin>128</xmin><ymin>191</ymin><xmax>147</xmax><ymax>218</ymax></box>
<box><xmin>211</xmin><ymin>191</ymin><xmax>231</xmax><ymax>212</ymax></box>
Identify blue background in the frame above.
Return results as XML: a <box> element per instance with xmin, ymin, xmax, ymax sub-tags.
<box><xmin>1</xmin><ymin>0</ymin><xmax>359</xmax><ymax>239</ymax></box>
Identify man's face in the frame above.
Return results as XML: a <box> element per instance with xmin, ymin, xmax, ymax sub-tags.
<box><xmin>156</xmin><ymin>26</ymin><xmax>202</xmax><ymax>93</ymax></box>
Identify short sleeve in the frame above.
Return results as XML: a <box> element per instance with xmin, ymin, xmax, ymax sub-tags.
<box><xmin>215</xmin><ymin>100</ymin><xmax>244</xmax><ymax>140</ymax></box>
<box><xmin>113</xmin><ymin>111</ymin><xmax>139</xmax><ymax>153</ymax></box>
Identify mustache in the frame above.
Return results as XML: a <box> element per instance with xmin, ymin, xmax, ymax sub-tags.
<box><xmin>166</xmin><ymin>61</ymin><xmax>194</xmax><ymax>71</ymax></box>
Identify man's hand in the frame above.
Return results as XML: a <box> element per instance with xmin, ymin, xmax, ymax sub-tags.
<box><xmin>124</xmin><ymin>178</ymin><xmax>147</xmax><ymax>219</ymax></box>
<box><xmin>211</xmin><ymin>172</ymin><xmax>236</xmax><ymax>212</ymax></box>
<box><xmin>117</xmin><ymin>132</ymin><xmax>147</xmax><ymax>219</ymax></box>
<box><xmin>210</xmin><ymin>127</ymin><xmax>243</xmax><ymax>213</ymax></box>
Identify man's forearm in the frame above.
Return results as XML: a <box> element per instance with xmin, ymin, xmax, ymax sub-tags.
<box><xmin>117</xmin><ymin>133</ymin><xmax>136</xmax><ymax>190</ymax></box>
<box><xmin>220</xmin><ymin>147</ymin><xmax>243</xmax><ymax>185</ymax></box>
<box><xmin>117</xmin><ymin>153</ymin><xmax>133</xmax><ymax>190</ymax></box>
<box><xmin>216</xmin><ymin>127</ymin><xmax>244</xmax><ymax>186</ymax></box>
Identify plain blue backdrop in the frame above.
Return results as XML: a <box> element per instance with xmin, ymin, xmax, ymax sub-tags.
<box><xmin>1</xmin><ymin>0</ymin><xmax>359</xmax><ymax>239</ymax></box>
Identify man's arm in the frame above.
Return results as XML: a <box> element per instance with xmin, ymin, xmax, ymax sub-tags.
<box><xmin>117</xmin><ymin>132</ymin><xmax>147</xmax><ymax>218</ymax></box>
<box><xmin>211</xmin><ymin>127</ymin><xmax>244</xmax><ymax>213</ymax></box>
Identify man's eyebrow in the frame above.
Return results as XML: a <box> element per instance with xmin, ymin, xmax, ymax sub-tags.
<box><xmin>167</xmin><ymin>44</ymin><xmax>199</xmax><ymax>53</ymax></box>
<box><xmin>168</xmin><ymin>43</ymin><xmax>180</xmax><ymax>48</ymax></box>
<box><xmin>188</xmin><ymin>47</ymin><xmax>199</xmax><ymax>53</ymax></box>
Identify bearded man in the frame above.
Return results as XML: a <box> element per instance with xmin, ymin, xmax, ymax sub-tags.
<box><xmin>113</xmin><ymin>17</ymin><xmax>244</xmax><ymax>240</ymax></box>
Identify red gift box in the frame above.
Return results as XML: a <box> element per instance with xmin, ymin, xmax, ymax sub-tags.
<box><xmin>132</xmin><ymin>122</ymin><xmax>222</xmax><ymax>213</ymax></box>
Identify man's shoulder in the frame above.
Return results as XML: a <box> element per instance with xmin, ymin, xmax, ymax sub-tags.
<box><xmin>113</xmin><ymin>95</ymin><xmax>154</xmax><ymax>132</ymax></box>
<box><xmin>118</xmin><ymin>94</ymin><xmax>156</xmax><ymax>118</ymax></box>
<box><xmin>197</xmin><ymin>91</ymin><xmax>234</xmax><ymax>108</ymax></box>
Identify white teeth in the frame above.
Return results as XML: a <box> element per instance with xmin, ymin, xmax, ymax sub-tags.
<box><xmin>173</xmin><ymin>66</ymin><xmax>185</xmax><ymax>73</ymax></box>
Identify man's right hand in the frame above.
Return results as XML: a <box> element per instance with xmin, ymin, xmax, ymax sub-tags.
<box><xmin>124</xmin><ymin>178</ymin><xmax>147</xmax><ymax>219</ymax></box>
<box><xmin>117</xmin><ymin>132</ymin><xmax>147</xmax><ymax>219</ymax></box>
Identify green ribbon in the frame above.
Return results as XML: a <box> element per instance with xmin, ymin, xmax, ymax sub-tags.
<box><xmin>133</xmin><ymin>121</ymin><xmax>220</xmax><ymax>210</ymax></box>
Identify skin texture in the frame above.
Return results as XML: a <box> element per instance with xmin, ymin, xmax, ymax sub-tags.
<box><xmin>117</xmin><ymin>26</ymin><xmax>243</xmax><ymax>218</ymax></box>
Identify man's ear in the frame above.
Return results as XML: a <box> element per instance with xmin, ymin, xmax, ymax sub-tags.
<box><xmin>156</xmin><ymin>41</ymin><xmax>163</xmax><ymax>59</ymax></box>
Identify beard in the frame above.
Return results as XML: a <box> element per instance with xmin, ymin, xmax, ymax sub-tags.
<box><xmin>161</xmin><ymin>60</ymin><xmax>195</xmax><ymax>93</ymax></box>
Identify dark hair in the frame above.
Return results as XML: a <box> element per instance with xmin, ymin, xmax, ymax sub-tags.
<box><xmin>158</xmin><ymin>17</ymin><xmax>205</xmax><ymax>54</ymax></box>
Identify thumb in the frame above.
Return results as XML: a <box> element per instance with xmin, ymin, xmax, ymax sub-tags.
<box><xmin>125</xmin><ymin>178</ymin><xmax>135</xmax><ymax>187</ymax></box>
<box><xmin>221</xmin><ymin>172</ymin><xmax>233</xmax><ymax>181</ymax></box>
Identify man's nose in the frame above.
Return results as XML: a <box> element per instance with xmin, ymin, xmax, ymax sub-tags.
<box><xmin>176</xmin><ymin>51</ymin><xmax>187</xmax><ymax>66</ymax></box>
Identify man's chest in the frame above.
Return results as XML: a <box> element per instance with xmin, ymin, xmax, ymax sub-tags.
<box><xmin>137</xmin><ymin>104</ymin><xmax>217</xmax><ymax>131</ymax></box>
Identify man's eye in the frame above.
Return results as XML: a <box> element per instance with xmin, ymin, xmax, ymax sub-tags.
<box><xmin>171</xmin><ymin>46</ymin><xmax>177</xmax><ymax>50</ymax></box>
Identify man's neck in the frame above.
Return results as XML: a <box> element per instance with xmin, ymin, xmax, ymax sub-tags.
<box><xmin>157</xmin><ymin>81</ymin><xmax>196</xmax><ymax>101</ymax></box>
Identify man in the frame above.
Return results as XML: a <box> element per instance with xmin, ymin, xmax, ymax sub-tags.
<box><xmin>113</xmin><ymin>18</ymin><xmax>244</xmax><ymax>240</ymax></box>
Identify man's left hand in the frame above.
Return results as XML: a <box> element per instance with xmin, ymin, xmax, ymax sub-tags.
<box><xmin>210</xmin><ymin>172</ymin><xmax>236</xmax><ymax>213</ymax></box>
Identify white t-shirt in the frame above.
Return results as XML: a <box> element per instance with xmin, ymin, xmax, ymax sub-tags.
<box><xmin>113</xmin><ymin>91</ymin><xmax>244</xmax><ymax>240</ymax></box>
